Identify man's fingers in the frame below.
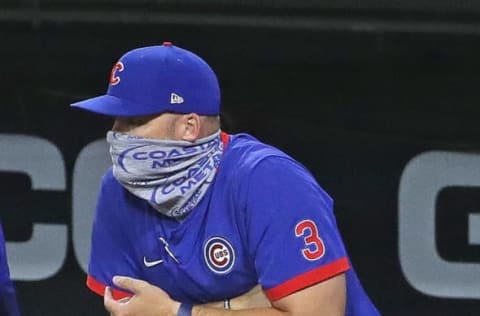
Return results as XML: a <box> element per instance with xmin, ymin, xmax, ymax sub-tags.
<box><xmin>104</xmin><ymin>286</ymin><xmax>120</xmax><ymax>313</ymax></box>
<box><xmin>113</xmin><ymin>275</ymin><xmax>148</xmax><ymax>294</ymax></box>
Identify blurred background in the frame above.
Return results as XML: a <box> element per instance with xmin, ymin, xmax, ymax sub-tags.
<box><xmin>2</xmin><ymin>0</ymin><xmax>480</xmax><ymax>315</ymax></box>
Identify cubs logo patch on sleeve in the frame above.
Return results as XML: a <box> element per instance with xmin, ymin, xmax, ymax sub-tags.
<box><xmin>204</xmin><ymin>237</ymin><xmax>235</xmax><ymax>274</ymax></box>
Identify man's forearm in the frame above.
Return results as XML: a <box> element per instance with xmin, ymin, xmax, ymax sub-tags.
<box><xmin>104</xmin><ymin>275</ymin><xmax>346</xmax><ymax>316</ymax></box>
<box><xmin>194</xmin><ymin>275</ymin><xmax>346</xmax><ymax>316</ymax></box>
<box><xmin>193</xmin><ymin>306</ymin><xmax>287</xmax><ymax>316</ymax></box>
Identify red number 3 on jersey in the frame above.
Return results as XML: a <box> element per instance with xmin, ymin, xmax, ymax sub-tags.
<box><xmin>295</xmin><ymin>219</ymin><xmax>325</xmax><ymax>261</ymax></box>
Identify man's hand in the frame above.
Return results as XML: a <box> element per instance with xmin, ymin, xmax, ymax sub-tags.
<box><xmin>104</xmin><ymin>276</ymin><xmax>180</xmax><ymax>316</ymax></box>
<box><xmin>105</xmin><ymin>276</ymin><xmax>270</xmax><ymax>316</ymax></box>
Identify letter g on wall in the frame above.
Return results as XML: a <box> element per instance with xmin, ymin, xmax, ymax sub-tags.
<box><xmin>399</xmin><ymin>151</ymin><xmax>480</xmax><ymax>299</ymax></box>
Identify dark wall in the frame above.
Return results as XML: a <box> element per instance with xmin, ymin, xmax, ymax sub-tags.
<box><xmin>2</xmin><ymin>4</ymin><xmax>480</xmax><ymax>315</ymax></box>
<box><xmin>7</xmin><ymin>0</ymin><xmax>480</xmax><ymax>15</ymax></box>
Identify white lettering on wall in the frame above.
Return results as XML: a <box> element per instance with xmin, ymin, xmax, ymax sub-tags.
<box><xmin>399</xmin><ymin>150</ymin><xmax>480</xmax><ymax>299</ymax></box>
<box><xmin>0</xmin><ymin>135</ymin><xmax>67</xmax><ymax>281</ymax></box>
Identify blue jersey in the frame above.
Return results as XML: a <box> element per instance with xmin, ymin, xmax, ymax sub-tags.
<box><xmin>87</xmin><ymin>133</ymin><xmax>380</xmax><ymax>315</ymax></box>
<box><xmin>0</xmin><ymin>223</ymin><xmax>20</xmax><ymax>316</ymax></box>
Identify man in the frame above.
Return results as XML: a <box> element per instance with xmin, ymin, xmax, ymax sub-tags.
<box><xmin>71</xmin><ymin>42</ymin><xmax>380</xmax><ymax>315</ymax></box>
<box><xmin>0</xmin><ymin>223</ymin><xmax>20</xmax><ymax>316</ymax></box>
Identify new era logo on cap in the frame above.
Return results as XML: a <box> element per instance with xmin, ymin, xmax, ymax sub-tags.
<box><xmin>70</xmin><ymin>42</ymin><xmax>221</xmax><ymax>117</ymax></box>
<box><xmin>170</xmin><ymin>93</ymin><xmax>184</xmax><ymax>104</ymax></box>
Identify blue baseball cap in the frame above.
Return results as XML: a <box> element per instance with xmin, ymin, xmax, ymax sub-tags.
<box><xmin>71</xmin><ymin>42</ymin><xmax>220</xmax><ymax>116</ymax></box>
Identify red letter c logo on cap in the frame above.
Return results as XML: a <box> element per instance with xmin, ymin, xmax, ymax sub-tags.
<box><xmin>109</xmin><ymin>61</ymin><xmax>124</xmax><ymax>86</ymax></box>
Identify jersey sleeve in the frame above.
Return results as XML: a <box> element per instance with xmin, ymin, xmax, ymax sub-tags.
<box><xmin>87</xmin><ymin>169</ymin><xmax>139</xmax><ymax>299</ymax></box>
<box><xmin>244</xmin><ymin>157</ymin><xmax>350</xmax><ymax>301</ymax></box>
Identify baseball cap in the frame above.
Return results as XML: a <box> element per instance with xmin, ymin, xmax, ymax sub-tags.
<box><xmin>71</xmin><ymin>42</ymin><xmax>220</xmax><ymax>116</ymax></box>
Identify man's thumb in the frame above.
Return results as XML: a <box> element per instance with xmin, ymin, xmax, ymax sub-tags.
<box><xmin>112</xmin><ymin>276</ymin><xmax>147</xmax><ymax>294</ymax></box>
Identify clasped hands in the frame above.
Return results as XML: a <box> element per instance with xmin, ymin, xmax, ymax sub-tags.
<box><xmin>105</xmin><ymin>276</ymin><xmax>271</xmax><ymax>316</ymax></box>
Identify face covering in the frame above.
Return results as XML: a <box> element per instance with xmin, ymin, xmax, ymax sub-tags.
<box><xmin>107</xmin><ymin>130</ymin><xmax>223</xmax><ymax>218</ymax></box>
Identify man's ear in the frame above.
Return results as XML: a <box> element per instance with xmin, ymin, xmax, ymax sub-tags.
<box><xmin>181</xmin><ymin>113</ymin><xmax>201</xmax><ymax>142</ymax></box>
